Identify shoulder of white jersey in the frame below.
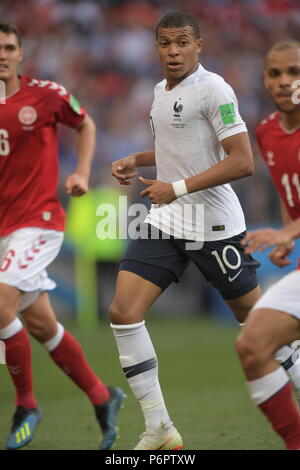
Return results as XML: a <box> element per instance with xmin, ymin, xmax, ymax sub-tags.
<box><xmin>195</xmin><ymin>67</ymin><xmax>233</xmax><ymax>95</ymax></box>
<box><xmin>154</xmin><ymin>79</ymin><xmax>166</xmax><ymax>92</ymax></box>
<box><xmin>195</xmin><ymin>65</ymin><xmax>230</xmax><ymax>87</ymax></box>
<box><xmin>23</xmin><ymin>75</ymin><xmax>69</xmax><ymax>98</ymax></box>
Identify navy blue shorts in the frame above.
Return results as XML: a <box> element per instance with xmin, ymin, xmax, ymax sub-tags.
<box><xmin>119</xmin><ymin>224</ymin><xmax>260</xmax><ymax>300</ymax></box>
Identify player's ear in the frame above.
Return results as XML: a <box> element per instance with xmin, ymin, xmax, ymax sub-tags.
<box><xmin>263</xmin><ymin>70</ymin><xmax>269</xmax><ymax>91</ymax></box>
<box><xmin>196</xmin><ymin>38</ymin><xmax>203</xmax><ymax>54</ymax></box>
<box><xmin>18</xmin><ymin>47</ymin><xmax>24</xmax><ymax>64</ymax></box>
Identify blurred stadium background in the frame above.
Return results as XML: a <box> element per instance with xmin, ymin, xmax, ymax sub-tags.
<box><xmin>0</xmin><ymin>0</ymin><xmax>299</xmax><ymax>450</ymax></box>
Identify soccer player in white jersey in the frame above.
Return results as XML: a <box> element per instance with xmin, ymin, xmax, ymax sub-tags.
<box><xmin>111</xmin><ymin>11</ymin><xmax>300</xmax><ymax>450</ymax></box>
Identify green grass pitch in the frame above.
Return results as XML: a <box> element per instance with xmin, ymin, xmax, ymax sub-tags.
<box><xmin>0</xmin><ymin>316</ymin><xmax>283</xmax><ymax>450</ymax></box>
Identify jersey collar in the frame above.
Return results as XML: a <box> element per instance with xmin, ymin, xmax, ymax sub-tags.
<box><xmin>278</xmin><ymin>117</ymin><xmax>300</xmax><ymax>134</ymax></box>
<box><xmin>5</xmin><ymin>75</ymin><xmax>24</xmax><ymax>101</ymax></box>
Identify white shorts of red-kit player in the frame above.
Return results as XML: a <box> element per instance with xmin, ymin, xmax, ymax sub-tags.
<box><xmin>0</xmin><ymin>228</ymin><xmax>64</xmax><ymax>311</ymax></box>
<box><xmin>253</xmin><ymin>270</ymin><xmax>300</xmax><ymax>320</ymax></box>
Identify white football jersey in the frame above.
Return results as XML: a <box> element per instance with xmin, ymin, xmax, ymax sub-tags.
<box><xmin>145</xmin><ymin>64</ymin><xmax>247</xmax><ymax>241</ymax></box>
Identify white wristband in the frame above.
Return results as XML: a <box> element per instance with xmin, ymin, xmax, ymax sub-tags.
<box><xmin>172</xmin><ymin>179</ymin><xmax>188</xmax><ymax>198</ymax></box>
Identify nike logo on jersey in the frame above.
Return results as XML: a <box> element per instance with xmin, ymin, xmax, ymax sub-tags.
<box><xmin>228</xmin><ymin>269</ymin><xmax>243</xmax><ymax>282</ymax></box>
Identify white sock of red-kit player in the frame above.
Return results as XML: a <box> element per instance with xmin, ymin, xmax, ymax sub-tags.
<box><xmin>247</xmin><ymin>367</ymin><xmax>300</xmax><ymax>450</ymax></box>
<box><xmin>240</xmin><ymin>322</ymin><xmax>300</xmax><ymax>407</ymax></box>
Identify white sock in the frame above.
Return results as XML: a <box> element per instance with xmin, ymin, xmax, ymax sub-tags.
<box><xmin>0</xmin><ymin>318</ymin><xmax>23</xmax><ymax>339</ymax></box>
<box><xmin>247</xmin><ymin>367</ymin><xmax>289</xmax><ymax>405</ymax></box>
<box><xmin>43</xmin><ymin>323</ymin><xmax>64</xmax><ymax>352</ymax></box>
<box><xmin>239</xmin><ymin>323</ymin><xmax>300</xmax><ymax>405</ymax></box>
<box><xmin>111</xmin><ymin>321</ymin><xmax>172</xmax><ymax>429</ymax></box>
<box><xmin>274</xmin><ymin>344</ymin><xmax>300</xmax><ymax>404</ymax></box>
<box><xmin>284</xmin><ymin>355</ymin><xmax>300</xmax><ymax>408</ymax></box>
<box><xmin>274</xmin><ymin>344</ymin><xmax>298</xmax><ymax>364</ymax></box>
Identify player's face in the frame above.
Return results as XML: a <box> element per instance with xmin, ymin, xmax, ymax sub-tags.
<box><xmin>0</xmin><ymin>32</ymin><xmax>23</xmax><ymax>83</ymax></box>
<box><xmin>264</xmin><ymin>48</ymin><xmax>300</xmax><ymax>113</ymax></box>
<box><xmin>156</xmin><ymin>26</ymin><xmax>202</xmax><ymax>87</ymax></box>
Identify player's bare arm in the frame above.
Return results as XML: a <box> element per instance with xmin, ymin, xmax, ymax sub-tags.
<box><xmin>65</xmin><ymin>114</ymin><xmax>96</xmax><ymax>197</ymax></box>
<box><xmin>112</xmin><ymin>149</ymin><xmax>156</xmax><ymax>185</ymax></box>
<box><xmin>242</xmin><ymin>218</ymin><xmax>300</xmax><ymax>255</ymax></box>
<box><xmin>138</xmin><ymin>132</ymin><xmax>253</xmax><ymax>204</ymax></box>
<box><xmin>185</xmin><ymin>132</ymin><xmax>253</xmax><ymax>193</ymax></box>
<box><xmin>139</xmin><ymin>177</ymin><xmax>176</xmax><ymax>204</ymax></box>
<box><xmin>280</xmin><ymin>196</ymin><xmax>293</xmax><ymax>226</ymax></box>
<box><xmin>268</xmin><ymin>196</ymin><xmax>295</xmax><ymax>267</ymax></box>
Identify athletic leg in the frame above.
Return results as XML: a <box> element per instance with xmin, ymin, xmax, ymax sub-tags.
<box><xmin>229</xmin><ymin>281</ymin><xmax>300</xmax><ymax>406</ymax></box>
<box><xmin>22</xmin><ymin>291</ymin><xmax>125</xmax><ymax>450</ymax></box>
<box><xmin>0</xmin><ymin>283</ymin><xmax>41</xmax><ymax>449</ymax></box>
<box><xmin>191</xmin><ymin>233</ymin><xmax>300</xmax><ymax>408</ymax></box>
<box><xmin>236</xmin><ymin>307</ymin><xmax>300</xmax><ymax>449</ymax></box>
<box><xmin>226</xmin><ymin>284</ymin><xmax>261</xmax><ymax>324</ymax></box>
<box><xmin>109</xmin><ymin>270</ymin><xmax>182</xmax><ymax>450</ymax></box>
<box><xmin>0</xmin><ymin>283</ymin><xmax>37</xmax><ymax>409</ymax></box>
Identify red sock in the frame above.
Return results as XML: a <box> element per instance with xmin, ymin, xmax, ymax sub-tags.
<box><xmin>49</xmin><ymin>330</ymin><xmax>109</xmax><ymax>405</ymax></box>
<box><xmin>259</xmin><ymin>382</ymin><xmax>300</xmax><ymax>450</ymax></box>
<box><xmin>4</xmin><ymin>329</ymin><xmax>37</xmax><ymax>409</ymax></box>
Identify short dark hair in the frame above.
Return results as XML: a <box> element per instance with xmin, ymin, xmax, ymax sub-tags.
<box><xmin>0</xmin><ymin>22</ymin><xmax>22</xmax><ymax>47</ymax></box>
<box><xmin>265</xmin><ymin>40</ymin><xmax>300</xmax><ymax>69</ymax></box>
<box><xmin>267</xmin><ymin>40</ymin><xmax>300</xmax><ymax>54</ymax></box>
<box><xmin>156</xmin><ymin>11</ymin><xmax>200</xmax><ymax>39</ymax></box>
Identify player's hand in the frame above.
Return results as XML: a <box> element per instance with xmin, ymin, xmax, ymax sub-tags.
<box><xmin>65</xmin><ymin>173</ymin><xmax>89</xmax><ymax>197</ymax></box>
<box><xmin>241</xmin><ymin>228</ymin><xmax>294</xmax><ymax>255</ymax></box>
<box><xmin>112</xmin><ymin>154</ymin><xmax>138</xmax><ymax>185</ymax></box>
<box><xmin>139</xmin><ymin>177</ymin><xmax>176</xmax><ymax>204</ymax></box>
<box><xmin>268</xmin><ymin>242</ymin><xmax>294</xmax><ymax>267</ymax></box>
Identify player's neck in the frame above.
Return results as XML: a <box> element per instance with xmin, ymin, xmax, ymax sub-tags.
<box><xmin>280</xmin><ymin>109</ymin><xmax>300</xmax><ymax>132</ymax></box>
<box><xmin>165</xmin><ymin>63</ymin><xmax>199</xmax><ymax>91</ymax></box>
<box><xmin>5</xmin><ymin>75</ymin><xmax>21</xmax><ymax>98</ymax></box>
<box><xmin>166</xmin><ymin>77</ymin><xmax>182</xmax><ymax>91</ymax></box>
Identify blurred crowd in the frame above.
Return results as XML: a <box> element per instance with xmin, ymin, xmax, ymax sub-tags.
<box><xmin>2</xmin><ymin>0</ymin><xmax>300</xmax><ymax>224</ymax></box>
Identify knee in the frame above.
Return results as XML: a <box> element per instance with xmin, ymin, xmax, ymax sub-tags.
<box><xmin>236</xmin><ymin>332</ymin><xmax>271</xmax><ymax>375</ymax></box>
<box><xmin>26</xmin><ymin>319</ymin><xmax>57</xmax><ymax>343</ymax></box>
<box><xmin>0</xmin><ymin>298</ymin><xmax>17</xmax><ymax>328</ymax></box>
<box><xmin>108</xmin><ymin>301</ymin><xmax>141</xmax><ymax>325</ymax></box>
<box><xmin>236</xmin><ymin>333</ymin><xmax>252</xmax><ymax>361</ymax></box>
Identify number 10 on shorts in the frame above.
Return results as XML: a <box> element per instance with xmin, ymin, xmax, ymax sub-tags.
<box><xmin>0</xmin><ymin>340</ymin><xmax>6</xmax><ymax>364</ymax></box>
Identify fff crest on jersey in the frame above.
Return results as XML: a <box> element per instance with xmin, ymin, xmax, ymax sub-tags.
<box><xmin>172</xmin><ymin>98</ymin><xmax>186</xmax><ymax>129</ymax></box>
<box><xmin>173</xmin><ymin>99</ymin><xmax>183</xmax><ymax>117</ymax></box>
<box><xmin>18</xmin><ymin>106</ymin><xmax>37</xmax><ymax>125</ymax></box>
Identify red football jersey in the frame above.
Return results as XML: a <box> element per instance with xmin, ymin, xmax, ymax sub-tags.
<box><xmin>0</xmin><ymin>75</ymin><xmax>86</xmax><ymax>237</ymax></box>
<box><xmin>256</xmin><ymin>111</ymin><xmax>300</xmax><ymax>221</ymax></box>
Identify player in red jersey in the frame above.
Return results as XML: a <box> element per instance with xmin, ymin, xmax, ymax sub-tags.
<box><xmin>236</xmin><ymin>40</ymin><xmax>300</xmax><ymax>449</ymax></box>
<box><xmin>0</xmin><ymin>22</ymin><xmax>125</xmax><ymax>450</ymax></box>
